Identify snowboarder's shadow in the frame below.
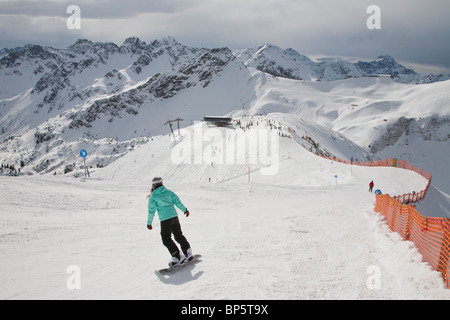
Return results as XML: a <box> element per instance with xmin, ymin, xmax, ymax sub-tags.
<box><xmin>154</xmin><ymin>263</ymin><xmax>204</xmax><ymax>285</ymax></box>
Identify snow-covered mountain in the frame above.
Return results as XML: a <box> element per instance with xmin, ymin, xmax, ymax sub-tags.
<box><xmin>0</xmin><ymin>37</ymin><xmax>253</xmax><ymax>173</ymax></box>
<box><xmin>1</xmin><ymin>37</ymin><xmax>450</xmax><ymax>299</ymax></box>
<box><xmin>234</xmin><ymin>44</ymin><xmax>322</xmax><ymax>81</ymax></box>
<box><xmin>234</xmin><ymin>43</ymin><xmax>450</xmax><ymax>83</ymax></box>
<box><xmin>0</xmin><ymin>37</ymin><xmax>449</xmax><ymax>197</ymax></box>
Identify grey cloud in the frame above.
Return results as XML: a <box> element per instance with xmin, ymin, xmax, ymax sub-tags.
<box><xmin>0</xmin><ymin>0</ymin><xmax>194</xmax><ymax>18</ymax></box>
<box><xmin>0</xmin><ymin>0</ymin><xmax>449</xmax><ymax>72</ymax></box>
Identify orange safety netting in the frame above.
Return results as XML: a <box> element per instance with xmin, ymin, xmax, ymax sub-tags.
<box><xmin>288</xmin><ymin>127</ymin><xmax>448</xmax><ymax>288</ymax></box>
<box><xmin>375</xmin><ymin>194</ymin><xmax>450</xmax><ymax>289</ymax></box>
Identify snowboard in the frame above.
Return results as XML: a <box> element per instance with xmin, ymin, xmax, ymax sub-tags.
<box><xmin>159</xmin><ymin>254</ymin><xmax>202</xmax><ymax>274</ymax></box>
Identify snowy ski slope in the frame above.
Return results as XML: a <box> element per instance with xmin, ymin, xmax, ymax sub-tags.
<box><xmin>0</xmin><ymin>119</ymin><xmax>449</xmax><ymax>300</ymax></box>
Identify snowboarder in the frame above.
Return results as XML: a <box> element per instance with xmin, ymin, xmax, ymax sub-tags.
<box><xmin>147</xmin><ymin>177</ymin><xmax>193</xmax><ymax>268</ymax></box>
<box><xmin>369</xmin><ymin>181</ymin><xmax>374</xmax><ymax>192</ymax></box>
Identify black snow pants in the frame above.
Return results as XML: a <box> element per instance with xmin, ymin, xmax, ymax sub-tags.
<box><xmin>160</xmin><ymin>217</ymin><xmax>190</xmax><ymax>258</ymax></box>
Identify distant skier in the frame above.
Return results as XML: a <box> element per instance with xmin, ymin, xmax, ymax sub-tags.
<box><xmin>147</xmin><ymin>177</ymin><xmax>193</xmax><ymax>268</ymax></box>
<box><xmin>369</xmin><ymin>181</ymin><xmax>374</xmax><ymax>192</ymax></box>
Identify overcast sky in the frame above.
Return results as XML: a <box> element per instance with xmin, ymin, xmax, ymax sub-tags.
<box><xmin>1</xmin><ymin>0</ymin><xmax>449</xmax><ymax>73</ymax></box>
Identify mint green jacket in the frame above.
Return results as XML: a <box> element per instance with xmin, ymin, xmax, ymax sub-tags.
<box><xmin>147</xmin><ymin>186</ymin><xmax>187</xmax><ymax>225</ymax></box>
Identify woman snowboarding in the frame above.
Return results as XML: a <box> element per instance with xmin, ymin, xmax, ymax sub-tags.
<box><xmin>147</xmin><ymin>177</ymin><xmax>193</xmax><ymax>268</ymax></box>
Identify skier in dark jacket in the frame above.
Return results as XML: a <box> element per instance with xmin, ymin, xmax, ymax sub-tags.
<box><xmin>369</xmin><ymin>181</ymin><xmax>374</xmax><ymax>192</ymax></box>
<box><xmin>147</xmin><ymin>177</ymin><xmax>193</xmax><ymax>268</ymax></box>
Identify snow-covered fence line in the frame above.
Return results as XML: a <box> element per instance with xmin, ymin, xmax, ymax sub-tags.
<box><xmin>288</xmin><ymin>126</ymin><xmax>432</xmax><ymax>204</ymax></box>
<box><xmin>318</xmin><ymin>146</ymin><xmax>450</xmax><ymax>289</ymax></box>
<box><xmin>375</xmin><ymin>194</ymin><xmax>450</xmax><ymax>289</ymax></box>
<box><xmin>321</xmin><ymin>157</ymin><xmax>432</xmax><ymax>204</ymax></box>
<box><xmin>288</xmin><ymin>126</ymin><xmax>450</xmax><ymax>289</ymax></box>
<box><xmin>357</xmin><ymin>159</ymin><xmax>432</xmax><ymax>205</ymax></box>
<box><xmin>355</xmin><ymin>159</ymin><xmax>432</xmax><ymax>205</ymax></box>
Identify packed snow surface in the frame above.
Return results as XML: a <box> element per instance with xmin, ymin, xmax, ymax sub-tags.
<box><xmin>0</xmin><ymin>126</ymin><xmax>448</xmax><ymax>300</ymax></box>
<box><xmin>1</xmin><ymin>38</ymin><xmax>449</xmax><ymax>300</ymax></box>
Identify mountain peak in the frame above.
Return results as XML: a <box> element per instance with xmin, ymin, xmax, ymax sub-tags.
<box><xmin>122</xmin><ymin>37</ymin><xmax>146</xmax><ymax>46</ymax></box>
<box><xmin>155</xmin><ymin>36</ymin><xmax>179</xmax><ymax>46</ymax></box>
<box><xmin>357</xmin><ymin>55</ymin><xmax>416</xmax><ymax>76</ymax></box>
<box><xmin>68</xmin><ymin>39</ymin><xmax>94</xmax><ymax>51</ymax></box>
<box><xmin>376</xmin><ymin>54</ymin><xmax>395</xmax><ymax>62</ymax></box>
<box><xmin>120</xmin><ymin>37</ymin><xmax>147</xmax><ymax>54</ymax></box>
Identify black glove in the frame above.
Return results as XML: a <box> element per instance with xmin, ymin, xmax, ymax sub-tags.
<box><xmin>184</xmin><ymin>209</ymin><xmax>190</xmax><ymax>217</ymax></box>
<box><xmin>147</xmin><ymin>225</ymin><xmax>152</xmax><ymax>230</ymax></box>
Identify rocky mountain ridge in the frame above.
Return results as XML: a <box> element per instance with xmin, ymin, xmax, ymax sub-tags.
<box><xmin>0</xmin><ymin>37</ymin><xmax>448</xmax><ymax>182</ymax></box>
<box><xmin>234</xmin><ymin>43</ymin><xmax>450</xmax><ymax>83</ymax></box>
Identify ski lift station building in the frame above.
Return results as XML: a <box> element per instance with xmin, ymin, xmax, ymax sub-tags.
<box><xmin>203</xmin><ymin>116</ymin><xmax>232</xmax><ymax>127</ymax></box>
